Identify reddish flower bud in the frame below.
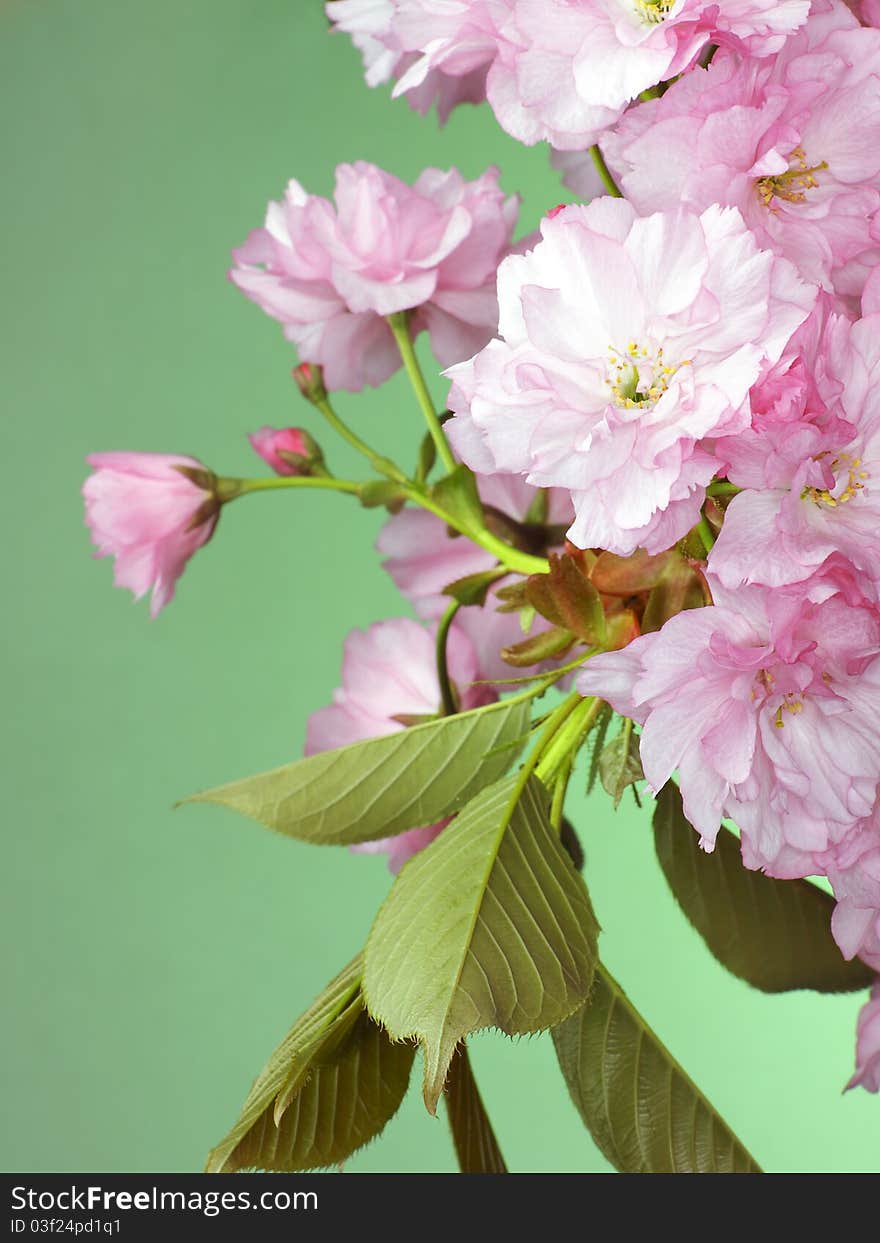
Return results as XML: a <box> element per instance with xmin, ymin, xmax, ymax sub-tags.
<box><xmin>292</xmin><ymin>362</ymin><xmax>328</xmax><ymax>405</ymax></box>
<box><xmin>248</xmin><ymin>426</ymin><xmax>324</xmax><ymax>477</ymax></box>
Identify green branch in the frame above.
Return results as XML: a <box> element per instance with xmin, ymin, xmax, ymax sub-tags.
<box><xmin>388</xmin><ymin>311</ymin><xmax>456</xmax><ymax>474</ymax></box>
<box><xmin>435</xmin><ymin>600</ymin><xmax>461</xmax><ymax>718</ymax></box>
<box><xmin>590</xmin><ymin>145</ymin><xmax>623</xmax><ymax>198</ymax></box>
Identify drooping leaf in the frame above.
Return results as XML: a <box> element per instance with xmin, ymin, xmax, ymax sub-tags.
<box><xmin>444</xmin><ymin>1044</ymin><xmax>508</xmax><ymax>1174</ymax></box>
<box><xmin>585</xmin><ymin>703</ymin><xmax>614</xmax><ymax>795</ymax></box>
<box><xmin>641</xmin><ymin>556</ymin><xmax>708</xmax><ymax>633</ymax></box>
<box><xmin>431</xmin><ymin>464</ymin><xmax>485</xmax><ymax>534</ymax></box>
<box><xmin>552</xmin><ymin>963</ymin><xmax>761</xmax><ymax>1173</ymax></box>
<box><xmin>590</xmin><ymin>548</ymin><xmax>675</xmax><ymax>596</ymax></box>
<box><xmin>183</xmin><ymin>695</ymin><xmax>532</xmax><ymax>846</ymax></box>
<box><xmin>525</xmin><ymin>554</ymin><xmax>606</xmax><ymax>645</ymax></box>
<box><xmin>653</xmin><ymin>784</ymin><xmax>875</xmax><ymax>993</ymax></box>
<box><xmin>501</xmin><ymin>625</ymin><xmax>575</xmax><ymax>667</ymax></box>
<box><xmin>443</xmin><ymin>567</ymin><xmax>507</xmax><ymax>607</ymax></box>
<box><xmin>598</xmin><ymin>719</ymin><xmax>644</xmax><ymax>809</ymax></box>
<box><xmin>206</xmin><ymin>957</ymin><xmax>414</xmax><ymax>1172</ymax></box>
<box><xmin>364</xmin><ymin>773</ymin><xmax>599</xmax><ymax>1112</ymax></box>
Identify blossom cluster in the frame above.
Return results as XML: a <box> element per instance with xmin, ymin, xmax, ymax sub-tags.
<box><xmin>82</xmin><ymin>0</ymin><xmax>880</xmax><ymax>1097</ymax></box>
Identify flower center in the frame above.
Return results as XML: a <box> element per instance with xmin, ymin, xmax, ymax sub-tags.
<box><xmin>756</xmin><ymin>146</ymin><xmax>828</xmax><ymax>209</ymax></box>
<box><xmin>751</xmin><ymin>671</ymin><xmax>806</xmax><ymax>728</ymax></box>
<box><xmin>607</xmin><ymin>342</ymin><xmax>685</xmax><ymax>409</ymax></box>
<box><xmin>634</xmin><ymin>0</ymin><xmax>674</xmax><ymax>23</ymax></box>
<box><xmin>801</xmin><ymin>452</ymin><xmax>869</xmax><ymax>509</ymax></box>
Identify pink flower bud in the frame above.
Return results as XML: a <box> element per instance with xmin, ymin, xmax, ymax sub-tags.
<box><xmin>292</xmin><ymin>362</ymin><xmax>328</xmax><ymax>405</ymax></box>
<box><xmin>248</xmin><ymin>426</ymin><xmax>321</xmax><ymax>476</ymax></box>
<box><xmin>82</xmin><ymin>452</ymin><xmax>219</xmax><ymax>617</ymax></box>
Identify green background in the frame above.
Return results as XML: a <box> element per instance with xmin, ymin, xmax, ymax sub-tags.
<box><xmin>2</xmin><ymin>0</ymin><xmax>877</xmax><ymax>1174</ymax></box>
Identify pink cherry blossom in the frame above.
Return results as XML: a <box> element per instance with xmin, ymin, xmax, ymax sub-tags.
<box><xmin>231</xmin><ymin>162</ymin><xmax>518</xmax><ymax>391</ymax></box>
<box><xmin>331</xmin><ymin>1</ymin><xmax>808</xmax><ymax>149</ymax></box>
<box><xmin>327</xmin><ymin>0</ymin><xmax>501</xmax><ymax>123</ymax></box>
<box><xmin>711</xmin><ymin>313</ymin><xmax>880</xmax><ymax>600</ymax></box>
<box><xmin>446</xmin><ymin>198</ymin><xmax>815</xmax><ymax>557</ymax></box>
<box><xmin>824</xmin><ymin>819</ymin><xmax>880</xmax><ymax>971</ymax></box>
<box><xmin>248</xmin><ymin>427</ymin><xmax>310</xmax><ymax>476</ymax></box>
<box><xmin>578</xmin><ymin>576</ymin><xmax>880</xmax><ymax>876</ymax></box>
<box><xmin>847</xmin><ymin>984</ymin><xmax>880</xmax><ymax>1092</ymax></box>
<box><xmin>305</xmin><ymin>617</ymin><xmax>496</xmax><ymax>870</ymax></box>
<box><xmin>82</xmin><ymin>453</ymin><xmax>218</xmax><ymax>618</ymax></box>
<box><xmin>377</xmin><ymin>472</ymin><xmax>573</xmax><ymax>681</ymax></box>
<box><xmin>602</xmin><ymin>1</ymin><xmax>880</xmax><ymax>296</ymax></box>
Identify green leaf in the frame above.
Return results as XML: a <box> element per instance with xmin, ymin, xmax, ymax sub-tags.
<box><xmin>443</xmin><ymin>567</ymin><xmax>507</xmax><ymax>607</ymax></box>
<box><xmin>206</xmin><ymin>957</ymin><xmax>415</xmax><ymax>1172</ymax></box>
<box><xmin>585</xmin><ymin>703</ymin><xmax>614</xmax><ymax>795</ymax></box>
<box><xmin>364</xmin><ymin>773</ymin><xmax>599</xmax><ymax>1112</ymax></box>
<box><xmin>183</xmin><ymin>695</ymin><xmax>533</xmax><ymax>846</ymax></box>
<box><xmin>598</xmin><ymin>719</ymin><xmax>644</xmax><ymax>809</ymax></box>
<box><xmin>653</xmin><ymin>784</ymin><xmax>875</xmax><ymax>993</ymax></box>
<box><xmin>501</xmin><ymin>625</ymin><xmax>575</xmax><ymax>667</ymax></box>
<box><xmin>641</xmin><ymin>556</ymin><xmax>707</xmax><ymax>634</ymax></box>
<box><xmin>444</xmin><ymin>1044</ymin><xmax>508</xmax><ymax>1174</ymax></box>
<box><xmin>590</xmin><ymin>548</ymin><xmax>675</xmax><ymax>596</ymax></box>
<box><xmin>431</xmin><ymin>464</ymin><xmax>485</xmax><ymax>533</ymax></box>
<box><xmin>525</xmin><ymin>554</ymin><xmax>606</xmax><ymax>645</ymax></box>
<box><xmin>552</xmin><ymin>964</ymin><xmax>761</xmax><ymax>1173</ymax></box>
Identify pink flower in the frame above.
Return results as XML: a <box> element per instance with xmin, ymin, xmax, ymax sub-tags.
<box><xmin>305</xmin><ymin>617</ymin><xmax>496</xmax><ymax>870</ymax></box>
<box><xmin>711</xmin><ymin>313</ymin><xmax>880</xmax><ymax>600</ymax></box>
<box><xmin>847</xmin><ymin>984</ymin><xmax>880</xmax><ymax>1092</ymax></box>
<box><xmin>327</xmin><ymin>0</ymin><xmax>500</xmax><ymax>122</ymax></box>
<box><xmin>578</xmin><ymin>576</ymin><xmax>880</xmax><ymax>876</ymax></box>
<box><xmin>331</xmin><ymin>1</ymin><xmax>807</xmax><ymax>149</ymax></box>
<box><xmin>446</xmin><ymin>198</ymin><xmax>815</xmax><ymax>557</ymax></box>
<box><xmin>248</xmin><ymin>427</ymin><xmax>311</xmax><ymax>476</ymax></box>
<box><xmin>231</xmin><ymin>162</ymin><xmax>518</xmax><ymax>391</ymax></box>
<box><xmin>602</xmin><ymin>2</ymin><xmax>880</xmax><ymax>295</ymax></box>
<box><xmin>82</xmin><ymin>453</ymin><xmax>218</xmax><ymax>618</ymax></box>
<box><xmin>485</xmin><ymin>0</ymin><xmax>807</xmax><ymax>150</ymax></box>
<box><xmin>377</xmin><ymin>471</ymin><xmax>573</xmax><ymax>681</ymax></box>
<box><xmin>825</xmin><ymin>820</ymin><xmax>880</xmax><ymax>971</ymax></box>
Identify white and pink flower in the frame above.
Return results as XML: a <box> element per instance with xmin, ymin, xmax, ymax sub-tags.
<box><xmin>446</xmin><ymin>198</ymin><xmax>815</xmax><ymax>556</ymax></box>
<box><xmin>711</xmin><ymin>313</ymin><xmax>880</xmax><ymax>599</ymax></box>
<box><xmin>602</xmin><ymin>1</ymin><xmax>880</xmax><ymax>296</ymax></box>
<box><xmin>578</xmin><ymin>575</ymin><xmax>880</xmax><ymax>877</ymax></box>
<box><xmin>231</xmin><ymin>162</ymin><xmax>518</xmax><ymax>391</ymax></box>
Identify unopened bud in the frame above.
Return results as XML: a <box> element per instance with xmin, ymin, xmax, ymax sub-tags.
<box><xmin>292</xmin><ymin>362</ymin><xmax>328</xmax><ymax>405</ymax></box>
<box><xmin>248</xmin><ymin>426</ymin><xmax>326</xmax><ymax>477</ymax></box>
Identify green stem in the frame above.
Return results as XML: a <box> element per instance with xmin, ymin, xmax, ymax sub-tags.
<box><xmin>695</xmin><ymin>514</ymin><xmax>716</xmax><ymax>556</ymax></box>
<box><xmin>217</xmin><ymin>474</ymin><xmax>363</xmax><ymax>501</ymax></box>
<box><xmin>406</xmin><ymin>485</ymin><xmax>548</xmax><ymax>576</ymax></box>
<box><xmin>435</xmin><ymin>600</ymin><xmax>461</xmax><ymax>718</ymax></box>
<box><xmin>314</xmin><ymin>395</ymin><xmax>405</xmax><ymax>483</ymax></box>
<box><xmin>590</xmin><ymin>145</ymin><xmax>623</xmax><ymax>198</ymax></box>
<box><xmin>514</xmin><ymin>694</ymin><xmax>583</xmax><ymax>802</ymax></box>
<box><xmin>388</xmin><ymin>312</ymin><xmax>456</xmax><ymax>474</ymax></box>
<box><xmin>536</xmin><ymin>697</ymin><xmax>602</xmax><ymax>785</ymax></box>
<box><xmin>471</xmin><ymin>646</ymin><xmax>597</xmax><ymax>688</ymax></box>
<box><xmin>550</xmin><ymin>758</ymin><xmax>573</xmax><ymax>834</ymax></box>
<box><xmin>706</xmin><ymin>480</ymin><xmax>741</xmax><ymax>498</ymax></box>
